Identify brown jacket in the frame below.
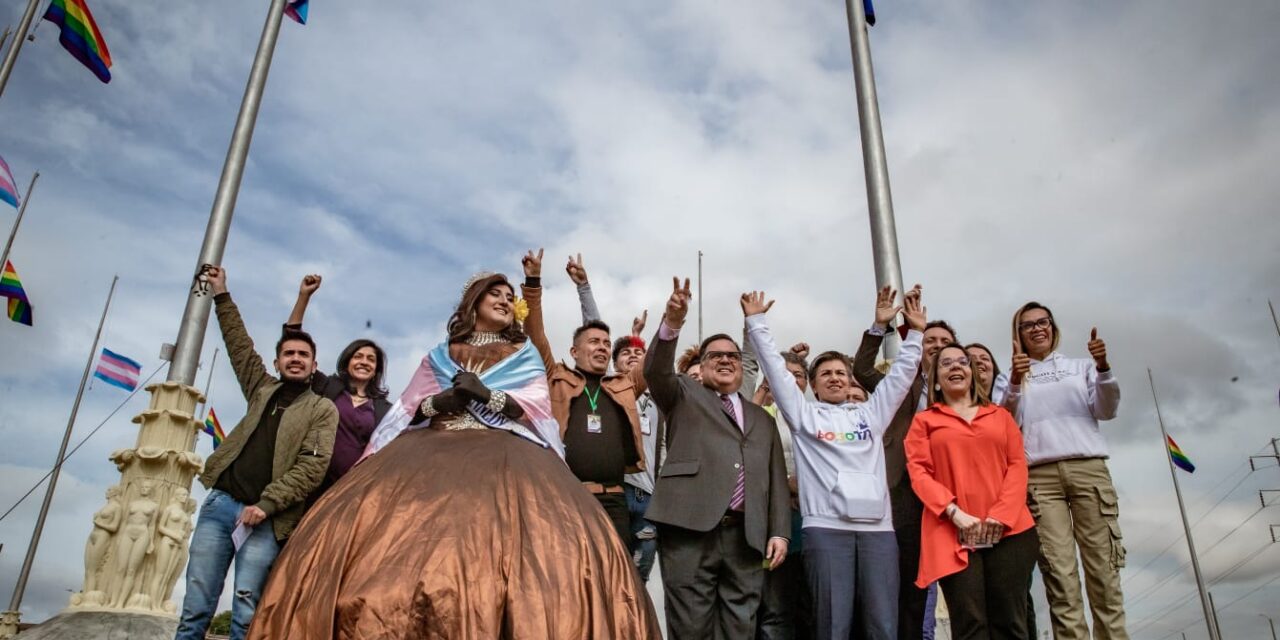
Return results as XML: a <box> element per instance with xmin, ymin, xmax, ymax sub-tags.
<box><xmin>852</xmin><ymin>329</ymin><xmax>925</xmax><ymax>489</ymax></box>
<box><xmin>201</xmin><ymin>294</ymin><xmax>338</xmax><ymax>541</ymax></box>
<box><xmin>522</xmin><ymin>284</ymin><xmax>648</xmax><ymax>474</ymax></box>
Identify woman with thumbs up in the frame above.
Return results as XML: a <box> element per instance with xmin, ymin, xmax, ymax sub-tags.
<box><xmin>1005</xmin><ymin>302</ymin><xmax>1126</xmax><ymax>640</ymax></box>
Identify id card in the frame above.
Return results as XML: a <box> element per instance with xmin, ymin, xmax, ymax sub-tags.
<box><xmin>587</xmin><ymin>413</ymin><xmax>603</xmax><ymax>433</ymax></box>
<box><xmin>640</xmin><ymin>414</ymin><xmax>652</xmax><ymax>435</ymax></box>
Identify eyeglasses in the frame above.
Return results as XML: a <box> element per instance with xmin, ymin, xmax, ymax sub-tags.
<box><xmin>702</xmin><ymin>351</ymin><xmax>743</xmax><ymax>363</ymax></box>
<box><xmin>1018</xmin><ymin>317</ymin><xmax>1052</xmax><ymax>332</ymax></box>
<box><xmin>938</xmin><ymin>356</ymin><xmax>970</xmax><ymax>369</ymax></box>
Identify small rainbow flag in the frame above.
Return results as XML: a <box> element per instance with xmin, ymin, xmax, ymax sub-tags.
<box><xmin>1166</xmin><ymin>435</ymin><xmax>1195</xmax><ymax>473</ymax></box>
<box><xmin>0</xmin><ymin>260</ymin><xmax>33</xmax><ymax>326</ymax></box>
<box><xmin>93</xmin><ymin>348</ymin><xmax>141</xmax><ymax>391</ymax></box>
<box><xmin>0</xmin><ymin>154</ymin><xmax>18</xmax><ymax>208</ymax></box>
<box><xmin>42</xmin><ymin>0</ymin><xmax>113</xmax><ymax>83</ymax></box>
<box><xmin>203</xmin><ymin>408</ymin><xmax>226</xmax><ymax>448</ymax></box>
<box><xmin>285</xmin><ymin>0</ymin><xmax>309</xmax><ymax>25</ymax></box>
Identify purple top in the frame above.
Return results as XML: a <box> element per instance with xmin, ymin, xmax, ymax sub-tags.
<box><xmin>325</xmin><ymin>393</ymin><xmax>377</xmax><ymax>487</ymax></box>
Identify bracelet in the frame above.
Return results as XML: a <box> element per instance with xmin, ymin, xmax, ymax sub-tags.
<box><xmin>486</xmin><ymin>390</ymin><xmax>507</xmax><ymax>413</ymax></box>
<box><xmin>420</xmin><ymin>396</ymin><xmax>438</xmax><ymax>418</ymax></box>
<box><xmin>944</xmin><ymin>504</ymin><xmax>957</xmax><ymax>519</ymax></box>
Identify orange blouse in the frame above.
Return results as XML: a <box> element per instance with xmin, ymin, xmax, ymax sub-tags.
<box><xmin>905</xmin><ymin>402</ymin><xmax>1035</xmax><ymax>587</ymax></box>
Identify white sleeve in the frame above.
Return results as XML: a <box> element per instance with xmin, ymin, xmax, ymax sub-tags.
<box><xmin>1087</xmin><ymin>364</ymin><xmax>1121</xmax><ymax>421</ymax></box>
<box><xmin>862</xmin><ymin>329</ymin><xmax>922</xmax><ymax>436</ymax></box>
<box><xmin>745</xmin><ymin>314</ymin><xmax>812</xmax><ymax>433</ymax></box>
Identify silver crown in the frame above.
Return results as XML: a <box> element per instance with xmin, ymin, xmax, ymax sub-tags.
<box><xmin>460</xmin><ymin>271</ymin><xmax>498</xmax><ymax>298</ymax></box>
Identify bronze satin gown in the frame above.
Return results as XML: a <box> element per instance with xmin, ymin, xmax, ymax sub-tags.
<box><xmin>247</xmin><ymin>341</ymin><xmax>661</xmax><ymax>639</ymax></box>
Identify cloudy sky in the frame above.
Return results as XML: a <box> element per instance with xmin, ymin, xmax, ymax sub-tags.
<box><xmin>1</xmin><ymin>0</ymin><xmax>1277</xmax><ymax>636</ymax></box>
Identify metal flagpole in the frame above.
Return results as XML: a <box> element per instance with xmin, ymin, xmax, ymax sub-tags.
<box><xmin>1268</xmin><ymin>300</ymin><xmax>1279</xmax><ymax>343</ymax></box>
<box><xmin>0</xmin><ymin>171</ymin><xmax>39</xmax><ymax>270</ymax></box>
<box><xmin>843</xmin><ymin>0</ymin><xmax>905</xmax><ymax>358</ymax></box>
<box><xmin>697</xmin><ymin>250</ymin><xmax>703</xmax><ymax>343</ymax></box>
<box><xmin>1148</xmin><ymin>369</ymin><xmax>1219</xmax><ymax>640</ymax></box>
<box><xmin>167</xmin><ymin>0</ymin><xmax>290</xmax><ymax>386</ymax></box>
<box><xmin>199</xmin><ymin>347</ymin><xmax>220</xmax><ymax>420</ymax></box>
<box><xmin>6</xmin><ymin>275</ymin><xmax>118</xmax><ymax>616</ymax></box>
<box><xmin>0</xmin><ymin>0</ymin><xmax>41</xmax><ymax>100</ymax></box>
<box><xmin>1</xmin><ymin>27</ymin><xmax>11</xmax><ymax>55</ymax></box>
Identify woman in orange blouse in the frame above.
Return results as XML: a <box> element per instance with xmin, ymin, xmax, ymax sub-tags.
<box><xmin>905</xmin><ymin>343</ymin><xmax>1038</xmax><ymax>640</ymax></box>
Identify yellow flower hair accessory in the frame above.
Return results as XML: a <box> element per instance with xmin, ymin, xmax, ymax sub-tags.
<box><xmin>513</xmin><ymin>298</ymin><xmax>529</xmax><ymax>324</ymax></box>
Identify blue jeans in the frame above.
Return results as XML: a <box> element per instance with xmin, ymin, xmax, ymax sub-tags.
<box><xmin>175</xmin><ymin>489</ymin><xmax>281</xmax><ymax>640</ymax></box>
<box><xmin>624</xmin><ymin>484</ymin><xmax>657</xmax><ymax>582</ymax></box>
<box><xmin>803</xmin><ymin>527</ymin><xmax>898</xmax><ymax>640</ymax></box>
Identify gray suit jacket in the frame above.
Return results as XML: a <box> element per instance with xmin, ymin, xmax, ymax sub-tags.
<box><xmin>852</xmin><ymin>329</ymin><xmax>925</xmax><ymax>489</ymax></box>
<box><xmin>642</xmin><ymin>328</ymin><xmax>790</xmax><ymax>554</ymax></box>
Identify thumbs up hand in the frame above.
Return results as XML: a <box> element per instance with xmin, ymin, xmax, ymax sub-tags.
<box><xmin>1087</xmin><ymin>327</ymin><xmax>1110</xmax><ymax>372</ymax></box>
<box><xmin>1010</xmin><ymin>338</ymin><xmax>1031</xmax><ymax>386</ymax></box>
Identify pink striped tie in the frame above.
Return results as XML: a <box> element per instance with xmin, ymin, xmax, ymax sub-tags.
<box><xmin>722</xmin><ymin>394</ymin><xmax>746</xmax><ymax>512</ymax></box>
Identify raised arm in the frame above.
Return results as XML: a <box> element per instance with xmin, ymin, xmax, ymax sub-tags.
<box><xmin>740</xmin><ymin>316</ymin><xmax>760</xmax><ymax>395</ymax></box>
<box><xmin>863</xmin><ymin>287</ymin><xmax>926</xmax><ymax>434</ymax></box>
<box><xmin>742</xmin><ymin>292</ymin><xmax>811</xmax><ymax>432</ymax></box>
<box><xmin>285</xmin><ymin>274</ymin><xmax>322</xmax><ymax>328</ymax></box>
<box><xmin>852</xmin><ymin>285</ymin><xmax>904</xmax><ymax>391</ymax></box>
<box><xmin>207</xmin><ymin>266</ymin><xmax>274</xmax><ymax>401</ymax></box>
<box><xmin>519</xmin><ymin>249</ymin><xmax>556</xmax><ymax>372</ymax></box>
<box><xmin>564</xmin><ymin>253</ymin><xmax>602</xmax><ymax>324</ymax></box>
<box><xmin>1085</xmin><ymin>327</ymin><xmax>1120</xmax><ymax>420</ymax></box>
<box><xmin>644</xmin><ymin>277</ymin><xmax>692</xmax><ymax>414</ymax></box>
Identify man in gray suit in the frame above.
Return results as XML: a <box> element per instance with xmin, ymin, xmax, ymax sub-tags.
<box><xmin>644</xmin><ymin>277</ymin><xmax>791</xmax><ymax>639</ymax></box>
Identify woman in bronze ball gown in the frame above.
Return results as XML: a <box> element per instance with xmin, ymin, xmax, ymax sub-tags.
<box><xmin>247</xmin><ymin>250</ymin><xmax>661</xmax><ymax>639</ymax></box>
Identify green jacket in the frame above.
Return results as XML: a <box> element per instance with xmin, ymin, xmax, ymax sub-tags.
<box><xmin>199</xmin><ymin>294</ymin><xmax>338</xmax><ymax>541</ymax></box>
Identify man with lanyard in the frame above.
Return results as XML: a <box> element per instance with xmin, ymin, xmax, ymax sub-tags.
<box><xmin>523</xmin><ymin>253</ymin><xmax>649</xmax><ymax>547</ymax></box>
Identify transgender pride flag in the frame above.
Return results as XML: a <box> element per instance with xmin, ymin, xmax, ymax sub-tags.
<box><xmin>93</xmin><ymin>348</ymin><xmax>141</xmax><ymax>391</ymax></box>
<box><xmin>0</xmin><ymin>154</ymin><xmax>18</xmax><ymax>208</ymax></box>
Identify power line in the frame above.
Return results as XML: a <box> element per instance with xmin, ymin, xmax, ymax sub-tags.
<box><xmin>0</xmin><ymin>363</ymin><xmax>166</xmax><ymax>523</ymax></box>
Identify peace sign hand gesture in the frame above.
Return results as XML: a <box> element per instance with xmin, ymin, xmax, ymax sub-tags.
<box><xmin>1087</xmin><ymin>327</ymin><xmax>1110</xmax><ymax>372</ymax></box>
<box><xmin>565</xmin><ymin>253</ymin><xmax>588</xmax><ymax>285</ymax></box>
<box><xmin>664</xmin><ymin>277</ymin><xmax>693</xmax><ymax>328</ymax></box>
<box><xmin>522</xmin><ymin>248</ymin><xmax>544</xmax><ymax>279</ymax></box>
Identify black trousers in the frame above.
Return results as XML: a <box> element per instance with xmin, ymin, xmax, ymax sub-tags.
<box><xmin>658</xmin><ymin>521</ymin><xmax>765</xmax><ymax>640</ymax></box>
<box><xmin>890</xmin><ymin>481</ymin><xmax>928</xmax><ymax>640</ymax></box>
<box><xmin>595</xmin><ymin>492</ymin><xmax>633</xmax><ymax>550</ymax></box>
<box><xmin>757</xmin><ymin>550</ymin><xmax>811</xmax><ymax>640</ymax></box>
<box><xmin>938</xmin><ymin>528</ymin><xmax>1040</xmax><ymax>640</ymax></box>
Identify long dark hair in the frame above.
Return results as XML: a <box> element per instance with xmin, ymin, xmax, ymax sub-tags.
<box><xmin>447</xmin><ymin>273</ymin><xmax>526</xmax><ymax>344</ymax></box>
<box><xmin>335</xmin><ymin>339</ymin><xmax>388</xmax><ymax>399</ymax></box>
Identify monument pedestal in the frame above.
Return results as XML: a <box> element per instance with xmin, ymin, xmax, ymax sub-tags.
<box><xmin>13</xmin><ymin>610</ymin><xmax>176</xmax><ymax>640</ymax></box>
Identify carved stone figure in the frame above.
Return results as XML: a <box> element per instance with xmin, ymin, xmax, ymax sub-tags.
<box><xmin>158</xmin><ymin>496</ymin><xmax>197</xmax><ymax>612</ymax></box>
<box><xmin>80</xmin><ymin>485</ymin><xmax>125</xmax><ymax>606</ymax></box>
<box><xmin>148</xmin><ymin>488</ymin><xmax>191</xmax><ymax>611</ymax></box>
<box><xmin>108</xmin><ymin>481</ymin><xmax>158</xmax><ymax>608</ymax></box>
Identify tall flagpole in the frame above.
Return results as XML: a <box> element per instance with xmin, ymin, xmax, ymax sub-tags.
<box><xmin>843</xmin><ymin>0</ymin><xmax>905</xmax><ymax>358</ymax></box>
<box><xmin>0</xmin><ymin>0</ymin><xmax>41</xmax><ymax>101</ymax></box>
<box><xmin>697</xmin><ymin>250</ymin><xmax>704</xmax><ymax>343</ymax></box>
<box><xmin>167</xmin><ymin>0</ymin><xmax>290</xmax><ymax>386</ymax></box>
<box><xmin>0</xmin><ymin>171</ymin><xmax>39</xmax><ymax>270</ymax></box>
<box><xmin>1148</xmin><ymin>368</ymin><xmax>1219</xmax><ymax>640</ymax></box>
<box><xmin>198</xmin><ymin>347</ymin><xmax>220</xmax><ymax>420</ymax></box>
<box><xmin>6</xmin><ymin>275</ymin><xmax>118</xmax><ymax>617</ymax></box>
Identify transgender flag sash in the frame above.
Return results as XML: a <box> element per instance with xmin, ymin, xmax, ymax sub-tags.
<box><xmin>363</xmin><ymin>339</ymin><xmax>563</xmax><ymax>459</ymax></box>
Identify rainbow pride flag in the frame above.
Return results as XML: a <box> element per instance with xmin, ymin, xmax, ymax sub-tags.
<box><xmin>203</xmin><ymin>408</ymin><xmax>226</xmax><ymax>448</ymax></box>
<box><xmin>285</xmin><ymin>0</ymin><xmax>309</xmax><ymax>25</ymax></box>
<box><xmin>0</xmin><ymin>260</ymin><xmax>32</xmax><ymax>326</ymax></box>
<box><xmin>1166</xmin><ymin>435</ymin><xmax>1195</xmax><ymax>473</ymax></box>
<box><xmin>0</xmin><ymin>154</ymin><xmax>18</xmax><ymax>208</ymax></box>
<box><xmin>42</xmin><ymin>0</ymin><xmax>113</xmax><ymax>83</ymax></box>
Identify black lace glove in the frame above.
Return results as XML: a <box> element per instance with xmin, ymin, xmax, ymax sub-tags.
<box><xmin>452</xmin><ymin>372</ymin><xmax>492</xmax><ymax>404</ymax></box>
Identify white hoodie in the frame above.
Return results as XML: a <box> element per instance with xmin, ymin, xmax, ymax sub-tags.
<box><xmin>746</xmin><ymin>315</ymin><xmax>922</xmax><ymax>532</ymax></box>
<box><xmin>1002</xmin><ymin>352</ymin><xmax>1120</xmax><ymax>466</ymax></box>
